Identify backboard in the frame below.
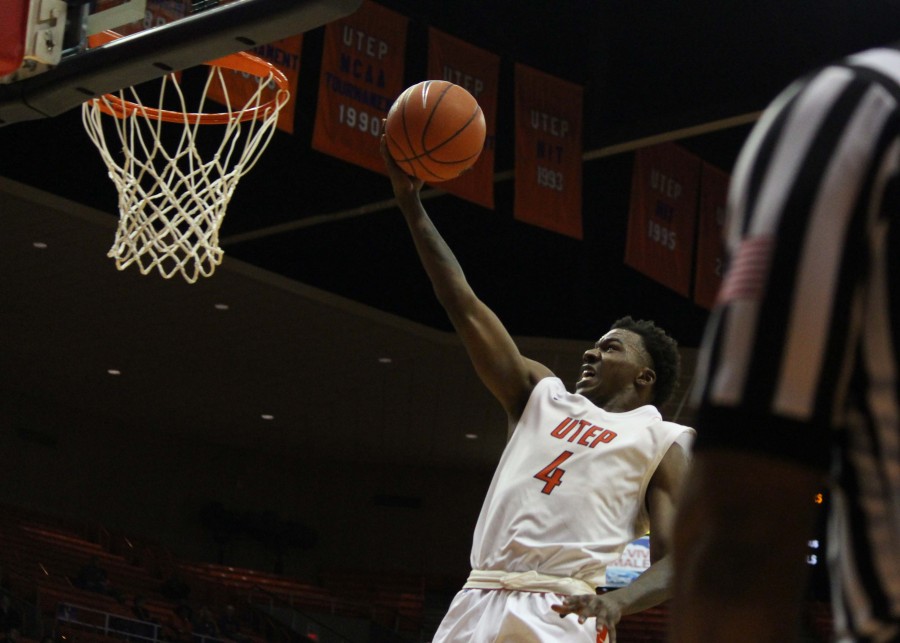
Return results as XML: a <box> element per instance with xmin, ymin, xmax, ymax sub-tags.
<box><xmin>0</xmin><ymin>0</ymin><xmax>362</xmax><ymax>126</ymax></box>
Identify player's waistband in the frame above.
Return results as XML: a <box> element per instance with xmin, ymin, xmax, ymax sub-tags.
<box><xmin>463</xmin><ymin>569</ymin><xmax>600</xmax><ymax>595</ymax></box>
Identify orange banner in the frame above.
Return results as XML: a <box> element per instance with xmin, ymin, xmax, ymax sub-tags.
<box><xmin>205</xmin><ymin>36</ymin><xmax>302</xmax><ymax>134</ymax></box>
<box><xmin>513</xmin><ymin>64</ymin><xmax>583</xmax><ymax>239</ymax></box>
<box><xmin>312</xmin><ymin>0</ymin><xmax>408</xmax><ymax>175</ymax></box>
<box><xmin>624</xmin><ymin>143</ymin><xmax>701</xmax><ymax>296</ymax></box>
<box><xmin>693</xmin><ymin>162</ymin><xmax>730</xmax><ymax>309</ymax></box>
<box><xmin>426</xmin><ymin>28</ymin><xmax>499</xmax><ymax>209</ymax></box>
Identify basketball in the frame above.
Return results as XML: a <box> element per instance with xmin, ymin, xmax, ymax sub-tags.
<box><xmin>384</xmin><ymin>80</ymin><xmax>486</xmax><ymax>182</ymax></box>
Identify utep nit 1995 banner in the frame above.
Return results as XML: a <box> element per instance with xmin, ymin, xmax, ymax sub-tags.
<box><xmin>625</xmin><ymin>142</ymin><xmax>701</xmax><ymax>297</ymax></box>
<box><xmin>312</xmin><ymin>0</ymin><xmax>408</xmax><ymax>175</ymax></box>
<box><xmin>693</xmin><ymin>162</ymin><xmax>729</xmax><ymax>310</ymax></box>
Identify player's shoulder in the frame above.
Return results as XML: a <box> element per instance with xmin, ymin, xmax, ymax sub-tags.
<box><xmin>658</xmin><ymin>419</ymin><xmax>694</xmax><ymax>434</ymax></box>
<box><xmin>531</xmin><ymin>374</ymin><xmax>566</xmax><ymax>396</ymax></box>
<box><xmin>656</xmin><ymin>420</ymin><xmax>697</xmax><ymax>451</ymax></box>
<box><xmin>519</xmin><ymin>375</ymin><xmax>568</xmax><ymax>418</ymax></box>
<box><xmin>844</xmin><ymin>45</ymin><xmax>900</xmax><ymax>95</ymax></box>
<box><xmin>783</xmin><ymin>44</ymin><xmax>900</xmax><ymax>101</ymax></box>
<box><xmin>815</xmin><ymin>44</ymin><xmax>900</xmax><ymax>97</ymax></box>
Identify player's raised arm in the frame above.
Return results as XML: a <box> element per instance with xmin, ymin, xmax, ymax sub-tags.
<box><xmin>380</xmin><ymin>137</ymin><xmax>551</xmax><ymax>422</ymax></box>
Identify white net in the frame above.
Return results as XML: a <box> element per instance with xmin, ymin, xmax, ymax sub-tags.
<box><xmin>82</xmin><ymin>58</ymin><xmax>290</xmax><ymax>283</ymax></box>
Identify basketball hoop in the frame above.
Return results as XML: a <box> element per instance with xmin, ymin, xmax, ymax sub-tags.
<box><xmin>82</xmin><ymin>31</ymin><xmax>290</xmax><ymax>283</ymax></box>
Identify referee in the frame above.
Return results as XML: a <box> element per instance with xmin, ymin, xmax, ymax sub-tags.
<box><xmin>671</xmin><ymin>44</ymin><xmax>900</xmax><ymax>642</ymax></box>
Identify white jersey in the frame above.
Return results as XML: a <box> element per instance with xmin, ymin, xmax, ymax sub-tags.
<box><xmin>431</xmin><ymin>377</ymin><xmax>694</xmax><ymax>642</ymax></box>
<box><xmin>471</xmin><ymin>376</ymin><xmax>693</xmax><ymax>586</ymax></box>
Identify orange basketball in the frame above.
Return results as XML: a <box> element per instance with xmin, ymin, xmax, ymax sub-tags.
<box><xmin>384</xmin><ymin>80</ymin><xmax>486</xmax><ymax>182</ymax></box>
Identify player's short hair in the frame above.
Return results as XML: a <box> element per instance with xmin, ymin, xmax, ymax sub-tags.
<box><xmin>610</xmin><ymin>316</ymin><xmax>681</xmax><ymax>407</ymax></box>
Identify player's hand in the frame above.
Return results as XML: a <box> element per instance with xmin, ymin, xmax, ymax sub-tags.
<box><xmin>551</xmin><ymin>593</ymin><xmax>621</xmax><ymax>643</ymax></box>
<box><xmin>379</xmin><ymin>129</ymin><xmax>424</xmax><ymax>200</ymax></box>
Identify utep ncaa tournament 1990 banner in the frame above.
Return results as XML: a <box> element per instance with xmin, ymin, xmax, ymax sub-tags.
<box><xmin>426</xmin><ymin>28</ymin><xmax>500</xmax><ymax>209</ymax></box>
<box><xmin>514</xmin><ymin>64</ymin><xmax>583</xmax><ymax>239</ymax></box>
<box><xmin>312</xmin><ymin>0</ymin><xmax>408</xmax><ymax>175</ymax></box>
<box><xmin>625</xmin><ymin>142</ymin><xmax>700</xmax><ymax>297</ymax></box>
<box><xmin>693</xmin><ymin>162</ymin><xmax>730</xmax><ymax>310</ymax></box>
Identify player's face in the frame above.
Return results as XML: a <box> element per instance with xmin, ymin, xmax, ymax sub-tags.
<box><xmin>575</xmin><ymin>329</ymin><xmax>652</xmax><ymax>401</ymax></box>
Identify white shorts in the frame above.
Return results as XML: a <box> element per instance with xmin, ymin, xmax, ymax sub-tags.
<box><xmin>431</xmin><ymin>588</ymin><xmax>600</xmax><ymax>642</ymax></box>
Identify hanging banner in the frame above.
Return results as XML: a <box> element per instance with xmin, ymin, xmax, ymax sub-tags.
<box><xmin>205</xmin><ymin>36</ymin><xmax>302</xmax><ymax>134</ymax></box>
<box><xmin>694</xmin><ymin>162</ymin><xmax>730</xmax><ymax>309</ymax></box>
<box><xmin>624</xmin><ymin>142</ymin><xmax>700</xmax><ymax>296</ymax></box>
<box><xmin>110</xmin><ymin>0</ymin><xmax>191</xmax><ymax>35</ymax></box>
<box><xmin>426</xmin><ymin>28</ymin><xmax>499</xmax><ymax>209</ymax></box>
<box><xmin>312</xmin><ymin>0</ymin><xmax>408</xmax><ymax>175</ymax></box>
<box><xmin>513</xmin><ymin>64</ymin><xmax>583</xmax><ymax>239</ymax></box>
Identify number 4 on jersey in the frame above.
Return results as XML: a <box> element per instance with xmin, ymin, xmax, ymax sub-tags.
<box><xmin>534</xmin><ymin>451</ymin><xmax>574</xmax><ymax>494</ymax></box>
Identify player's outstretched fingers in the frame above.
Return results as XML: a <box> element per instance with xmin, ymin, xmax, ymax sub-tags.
<box><xmin>551</xmin><ymin>594</ymin><xmax>618</xmax><ymax>643</ymax></box>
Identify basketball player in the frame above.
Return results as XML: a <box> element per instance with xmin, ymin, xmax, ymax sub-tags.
<box><xmin>670</xmin><ymin>45</ymin><xmax>900</xmax><ymax>641</ymax></box>
<box><xmin>380</xmin><ymin>139</ymin><xmax>694</xmax><ymax>642</ymax></box>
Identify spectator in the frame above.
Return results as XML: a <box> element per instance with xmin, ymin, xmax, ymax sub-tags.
<box><xmin>0</xmin><ymin>596</ymin><xmax>21</xmax><ymax>641</ymax></box>
<box><xmin>131</xmin><ymin>595</ymin><xmax>153</xmax><ymax>623</ymax></box>
<box><xmin>159</xmin><ymin>574</ymin><xmax>191</xmax><ymax>602</ymax></box>
<box><xmin>217</xmin><ymin>606</ymin><xmax>249</xmax><ymax>643</ymax></box>
<box><xmin>193</xmin><ymin>606</ymin><xmax>220</xmax><ymax>639</ymax></box>
<box><xmin>74</xmin><ymin>556</ymin><xmax>110</xmax><ymax>595</ymax></box>
<box><xmin>168</xmin><ymin>603</ymin><xmax>194</xmax><ymax>643</ymax></box>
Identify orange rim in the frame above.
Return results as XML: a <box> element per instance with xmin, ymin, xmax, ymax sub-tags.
<box><xmin>86</xmin><ymin>30</ymin><xmax>290</xmax><ymax>125</ymax></box>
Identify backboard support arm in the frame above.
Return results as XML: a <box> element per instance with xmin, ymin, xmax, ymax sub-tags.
<box><xmin>0</xmin><ymin>0</ymin><xmax>362</xmax><ymax>126</ymax></box>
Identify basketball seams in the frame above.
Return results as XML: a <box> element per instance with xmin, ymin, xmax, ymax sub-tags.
<box><xmin>399</xmin><ymin>85</ymin><xmax>426</xmax><ymax>175</ymax></box>
<box><xmin>419</xmin><ymin>81</ymin><xmax>454</xmax><ymax>159</ymax></box>
<box><xmin>424</xmin><ymin>102</ymin><xmax>482</xmax><ymax>158</ymax></box>
<box><xmin>404</xmin><ymin>85</ymin><xmax>439</xmax><ymax>179</ymax></box>
<box><xmin>386</xmin><ymin>85</ymin><xmax>433</xmax><ymax>178</ymax></box>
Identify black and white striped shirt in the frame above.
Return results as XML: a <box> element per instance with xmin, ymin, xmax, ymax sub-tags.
<box><xmin>693</xmin><ymin>46</ymin><xmax>900</xmax><ymax>641</ymax></box>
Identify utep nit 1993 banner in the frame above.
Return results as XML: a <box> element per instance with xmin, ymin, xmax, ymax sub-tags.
<box><xmin>514</xmin><ymin>63</ymin><xmax>584</xmax><ymax>240</ymax></box>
